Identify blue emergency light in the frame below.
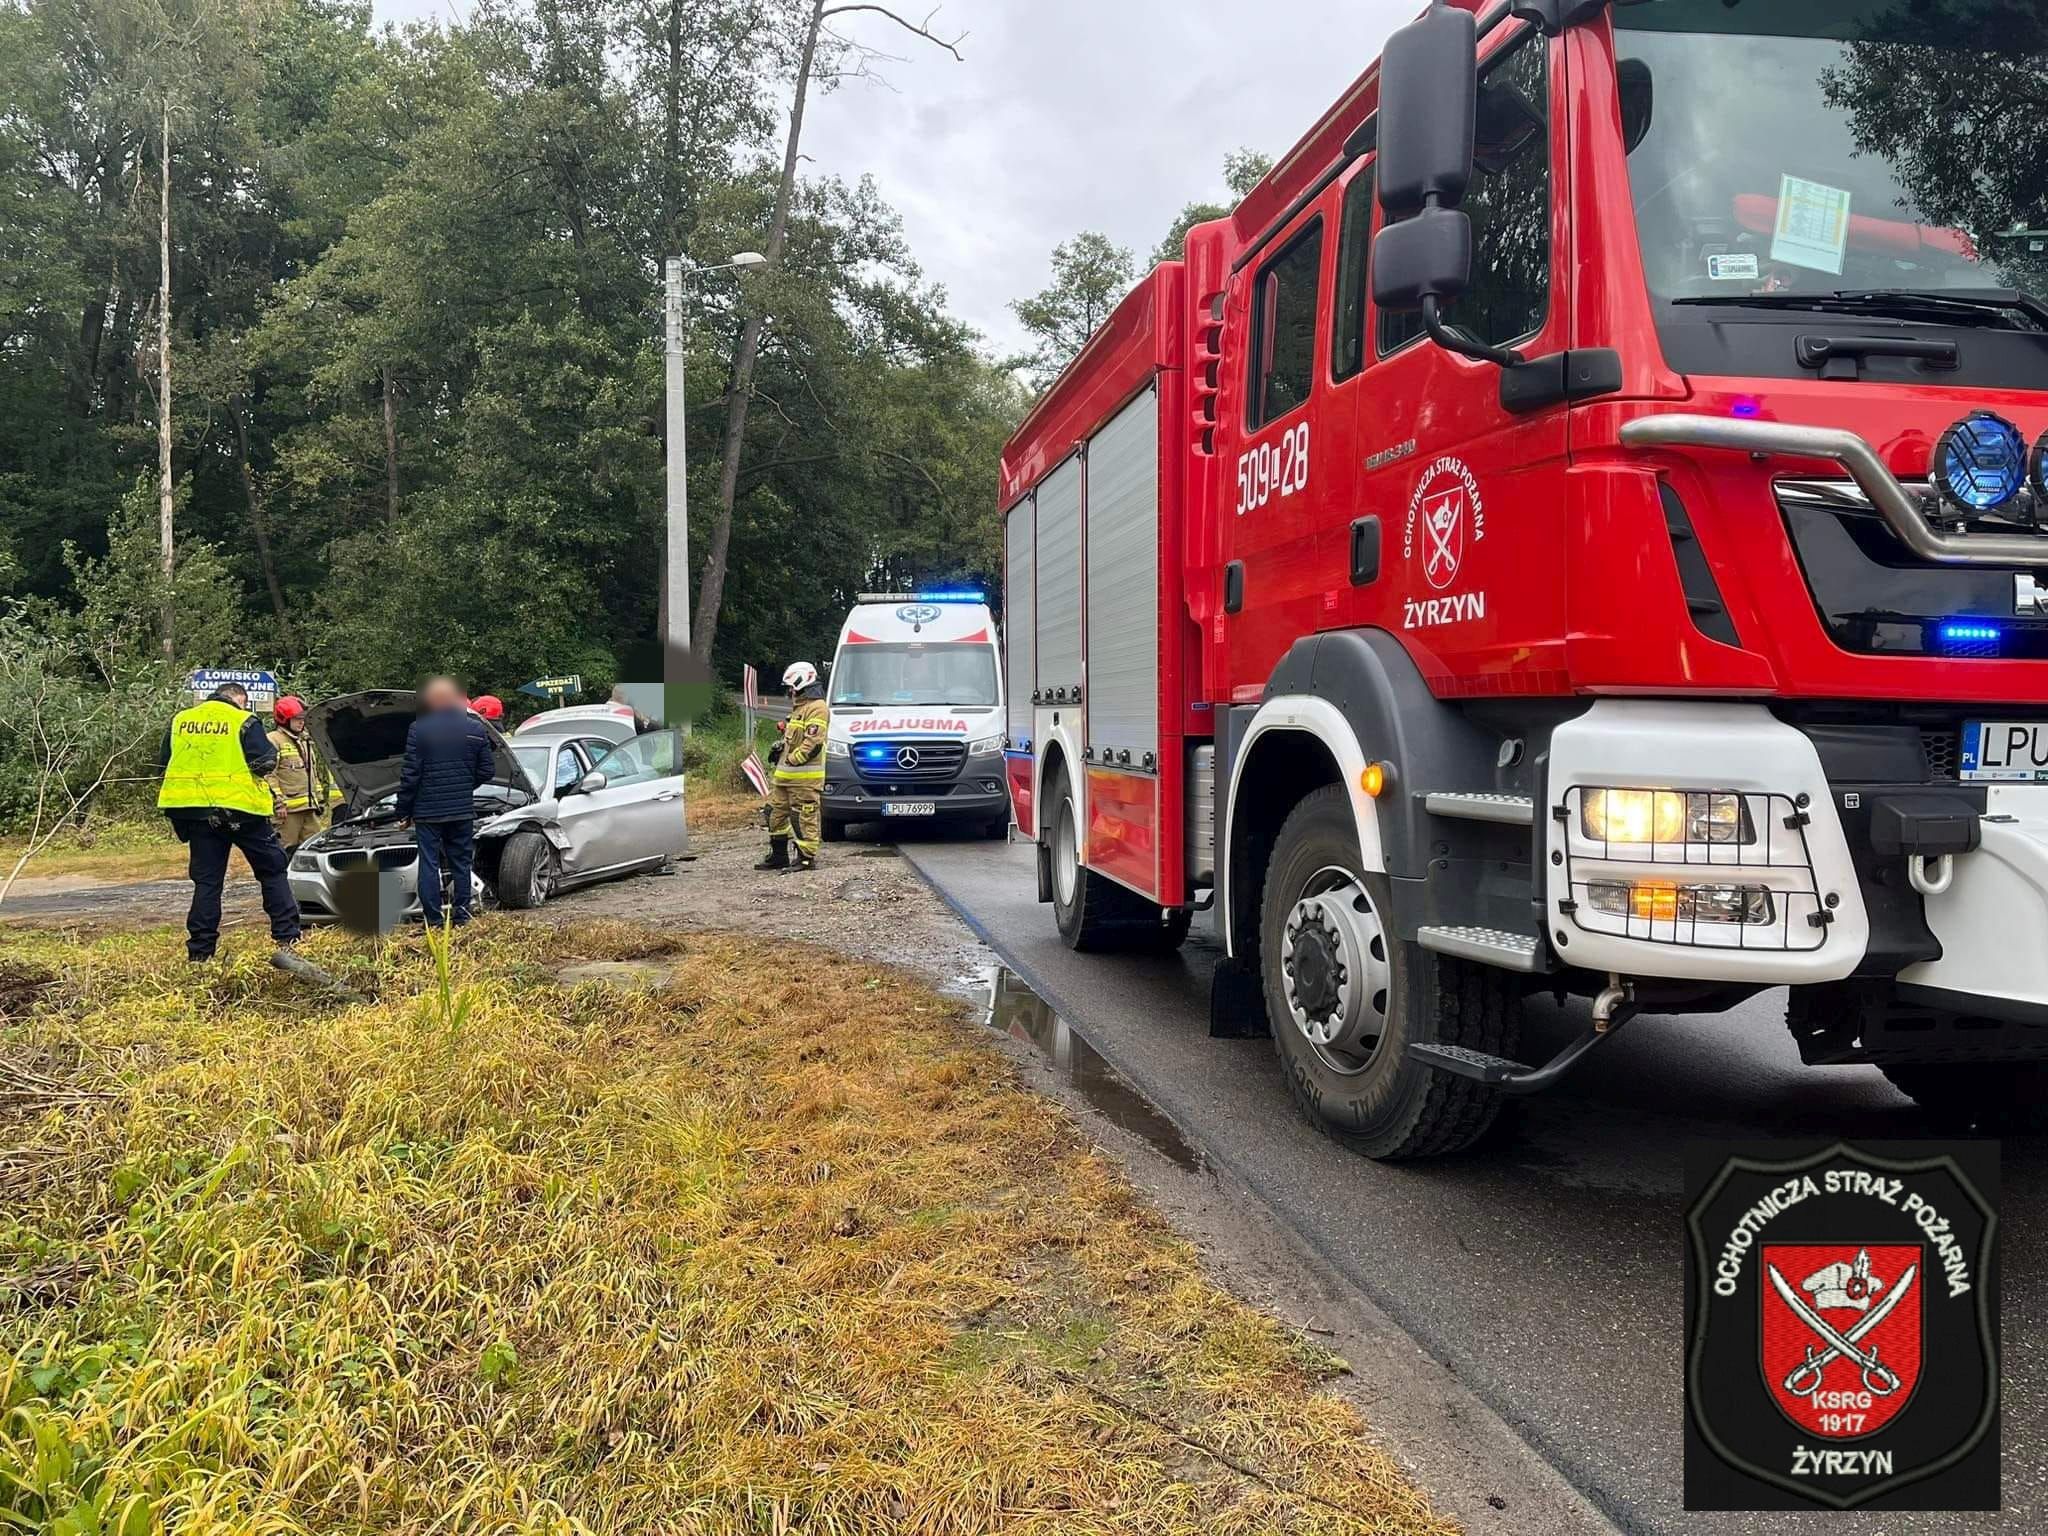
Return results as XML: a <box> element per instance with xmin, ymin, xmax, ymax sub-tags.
<box><xmin>917</xmin><ymin>589</ymin><xmax>985</xmax><ymax>602</ymax></box>
<box><xmin>1941</xmin><ymin>622</ymin><xmax>2002</xmax><ymax>643</ymax></box>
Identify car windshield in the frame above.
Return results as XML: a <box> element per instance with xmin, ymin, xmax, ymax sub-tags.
<box><xmin>511</xmin><ymin>744</ymin><xmax>552</xmax><ymax>793</ymax></box>
<box><xmin>1615</xmin><ymin>1</ymin><xmax>2048</xmax><ymax>306</ymax></box>
<box><xmin>829</xmin><ymin>643</ymin><xmax>999</xmax><ymax>707</ymax></box>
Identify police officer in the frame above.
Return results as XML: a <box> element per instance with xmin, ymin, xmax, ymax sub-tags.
<box><xmin>158</xmin><ymin>682</ymin><xmax>302</xmax><ymax>961</ymax></box>
<box><xmin>758</xmin><ymin>661</ymin><xmax>828</xmax><ymax>872</ymax></box>
<box><xmin>266</xmin><ymin>695</ymin><xmax>339</xmax><ymax>853</ymax></box>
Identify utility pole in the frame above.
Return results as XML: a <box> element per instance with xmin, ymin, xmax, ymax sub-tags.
<box><xmin>663</xmin><ymin>256</ymin><xmax>690</xmax><ymax>677</ymax></box>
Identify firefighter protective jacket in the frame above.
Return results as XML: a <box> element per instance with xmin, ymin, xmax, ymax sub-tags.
<box><xmin>266</xmin><ymin>728</ymin><xmax>338</xmax><ymax>814</ymax></box>
<box><xmin>775</xmin><ymin>699</ymin><xmax>829</xmax><ymax>781</ymax></box>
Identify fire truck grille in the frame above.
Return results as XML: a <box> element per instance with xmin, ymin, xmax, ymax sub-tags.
<box><xmin>1921</xmin><ymin>730</ymin><xmax>1960</xmax><ymax>782</ymax></box>
<box><xmin>851</xmin><ymin>740</ymin><xmax>964</xmax><ymax>784</ymax></box>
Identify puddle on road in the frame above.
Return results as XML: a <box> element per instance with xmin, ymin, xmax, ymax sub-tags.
<box><xmin>978</xmin><ymin>966</ymin><xmax>1206</xmax><ymax>1173</ymax></box>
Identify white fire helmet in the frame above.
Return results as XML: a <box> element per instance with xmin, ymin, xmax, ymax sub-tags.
<box><xmin>782</xmin><ymin>661</ymin><xmax>819</xmax><ymax>693</ymax></box>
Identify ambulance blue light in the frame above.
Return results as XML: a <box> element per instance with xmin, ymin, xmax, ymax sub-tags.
<box><xmin>1935</xmin><ymin>412</ymin><xmax>2027</xmax><ymax>513</ymax></box>
<box><xmin>917</xmin><ymin>590</ymin><xmax>985</xmax><ymax>603</ymax></box>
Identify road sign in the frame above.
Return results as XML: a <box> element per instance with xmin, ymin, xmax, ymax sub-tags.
<box><xmin>518</xmin><ymin>674</ymin><xmax>583</xmax><ymax>701</ymax></box>
<box><xmin>187</xmin><ymin>668</ymin><xmax>277</xmax><ymax>710</ymax></box>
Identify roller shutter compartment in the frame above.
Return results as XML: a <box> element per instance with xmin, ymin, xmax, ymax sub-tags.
<box><xmin>1083</xmin><ymin>383</ymin><xmax>1160</xmax><ymax>763</ymax></box>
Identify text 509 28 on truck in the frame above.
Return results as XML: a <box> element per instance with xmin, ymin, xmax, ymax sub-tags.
<box><xmin>1001</xmin><ymin>0</ymin><xmax>2048</xmax><ymax>1158</ymax></box>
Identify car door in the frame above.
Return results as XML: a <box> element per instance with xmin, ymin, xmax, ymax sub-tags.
<box><xmin>543</xmin><ymin>741</ymin><xmax>613</xmax><ymax>876</ymax></box>
<box><xmin>572</xmin><ymin>730</ymin><xmax>687</xmax><ymax>875</ymax></box>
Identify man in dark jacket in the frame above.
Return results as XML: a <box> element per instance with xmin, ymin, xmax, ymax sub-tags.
<box><xmin>158</xmin><ymin>682</ymin><xmax>302</xmax><ymax>961</ymax></box>
<box><xmin>396</xmin><ymin>676</ymin><xmax>497</xmax><ymax>926</ymax></box>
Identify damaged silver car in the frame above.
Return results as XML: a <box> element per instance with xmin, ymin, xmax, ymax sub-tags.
<box><xmin>288</xmin><ymin>689</ymin><xmax>687</xmax><ymax>921</ymax></box>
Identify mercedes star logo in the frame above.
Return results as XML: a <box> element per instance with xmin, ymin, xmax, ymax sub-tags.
<box><xmin>895</xmin><ymin>746</ymin><xmax>921</xmax><ymax>771</ymax></box>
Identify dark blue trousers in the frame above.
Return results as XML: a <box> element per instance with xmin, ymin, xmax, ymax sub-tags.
<box><xmin>171</xmin><ymin>811</ymin><xmax>301</xmax><ymax>960</ymax></box>
<box><xmin>414</xmin><ymin>818</ymin><xmax>476</xmax><ymax>925</ymax></box>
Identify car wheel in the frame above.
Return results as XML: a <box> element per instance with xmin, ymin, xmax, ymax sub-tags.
<box><xmin>1260</xmin><ymin>785</ymin><xmax>1516</xmax><ymax>1161</ymax></box>
<box><xmin>496</xmin><ymin>832</ymin><xmax>557</xmax><ymax>910</ymax></box>
<box><xmin>823</xmin><ymin>818</ymin><xmax>848</xmax><ymax>843</ymax></box>
<box><xmin>981</xmin><ymin>817</ymin><xmax>1009</xmax><ymax>840</ymax></box>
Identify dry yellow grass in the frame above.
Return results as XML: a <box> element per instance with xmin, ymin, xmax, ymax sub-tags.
<box><xmin>0</xmin><ymin>922</ymin><xmax>1458</xmax><ymax>1535</ymax></box>
<box><xmin>1</xmin><ymin>822</ymin><xmax>188</xmax><ymax>887</ymax></box>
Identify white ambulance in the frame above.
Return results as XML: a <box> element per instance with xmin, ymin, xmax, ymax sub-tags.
<box><xmin>821</xmin><ymin>591</ymin><xmax>1010</xmax><ymax>840</ymax></box>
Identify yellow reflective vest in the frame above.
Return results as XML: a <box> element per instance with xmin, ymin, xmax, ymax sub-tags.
<box><xmin>158</xmin><ymin>699</ymin><xmax>275</xmax><ymax>816</ymax></box>
<box><xmin>774</xmin><ymin>699</ymin><xmax>829</xmax><ymax>782</ymax></box>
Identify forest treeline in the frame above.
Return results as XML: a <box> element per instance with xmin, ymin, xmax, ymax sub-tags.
<box><xmin>0</xmin><ymin>0</ymin><xmax>1023</xmax><ymax>698</ymax></box>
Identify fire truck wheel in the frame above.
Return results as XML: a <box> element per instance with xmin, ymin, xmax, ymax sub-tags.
<box><xmin>1260</xmin><ymin>785</ymin><xmax>1516</xmax><ymax>1160</ymax></box>
<box><xmin>1048</xmin><ymin>764</ymin><xmax>1160</xmax><ymax>952</ymax></box>
<box><xmin>1879</xmin><ymin>1062</ymin><xmax>2048</xmax><ymax>1126</ymax></box>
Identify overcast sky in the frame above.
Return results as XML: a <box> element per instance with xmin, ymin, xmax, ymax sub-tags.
<box><xmin>370</xmin><ymin>1</ymin><xmax>1419</xmax><ymax>356</ymax></box>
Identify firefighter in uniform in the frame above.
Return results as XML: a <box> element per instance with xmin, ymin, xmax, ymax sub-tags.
<box><xmin>158</xmin><ymin>682</ymin><xmax>302</xmax><ymax>961</ymax></box>
<box><xmin>758</xmin><ymin>661</ymin><xmax>828</xmax><ymax>872</ymax></box>
<box><xmin>266</xmin><ymin>695</ymin><xmax>339</xmax><ymax>853</ymax></box>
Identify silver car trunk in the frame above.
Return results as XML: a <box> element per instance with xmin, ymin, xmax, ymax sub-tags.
<box><xmin>306</xmin><ymin>690</ymin><xmax>532</xmax><ymax>818</ymax></box>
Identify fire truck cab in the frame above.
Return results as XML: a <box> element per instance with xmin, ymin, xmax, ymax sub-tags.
<box><xmin>1000</xmin><ymin>0</ymin><xmax>2048</xmax><ymax>1157</ymax></box>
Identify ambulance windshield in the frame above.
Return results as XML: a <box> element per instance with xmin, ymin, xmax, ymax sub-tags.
<box><xmin>830</xmin><ymin>643</ymin><xmax>999</xmax><ymax>708</ymax></box>
<box><xmin>1615</xmin><ymin>1</ymin><xmax>2048</xmax><ymax>312</ymax></box>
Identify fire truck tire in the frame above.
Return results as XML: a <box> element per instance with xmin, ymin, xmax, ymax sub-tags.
<box><xmin>1259</xmin><ymin>786</ymin><xmax>1516</xmax><ymax>1160</ymax></box>
<box><xmin>1878</xmin><ymin>1062</ymin><xmax>2048</xmax><ymax>1126</ymax></box>
<box><xmin>1048</xmin><ymin>765</ymin><xmax>1160</xmax><ymax>951</ymax></box>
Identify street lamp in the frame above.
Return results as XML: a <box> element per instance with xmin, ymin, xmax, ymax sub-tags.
<box><xmin>664</xmin><ymin>250</ymin><xmax>769</xmax><ymax>674</ymax></box>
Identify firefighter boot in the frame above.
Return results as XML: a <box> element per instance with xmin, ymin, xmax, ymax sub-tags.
<box><xmin>755</xmin><ymin>837</ymin><xmax>789</xmax><ymax>871</ymax></box>
<box><xmin>788</xmin><ymin>848</ymin><xmax>818</xmax><ymax>873</ymax></box>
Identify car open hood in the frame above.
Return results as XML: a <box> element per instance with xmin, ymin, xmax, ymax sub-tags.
<box><xmin>306</xmin><ymin>690</ymin><xmax>531</xmax><ymax>815</ymax></box>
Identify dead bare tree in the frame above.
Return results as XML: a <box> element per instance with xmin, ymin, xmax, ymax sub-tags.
<box><xmin>692</xmin><ymin>2</ymin><xmax>966</xmax><ymax>667</ymax></box>
<box><xmin>0</xmin><ymin>626</ymin><xmax>169</xmax><ymax>908</ymax></box>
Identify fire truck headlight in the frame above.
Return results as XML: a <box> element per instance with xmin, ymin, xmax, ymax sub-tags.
<box><xmin>1936</xmin><ymin>411</ymin><xmax>2028</xmax><ymax>513</ymax></box>
<box><xmin>1581</xmin><ymin>788</ymin><xmax>1755</xmax><ymax>847</ymax></box>
<box><xmin>1587</xmin><ymin>880</ymin><xmax>1775</xmax><ymax>926</ymax></box>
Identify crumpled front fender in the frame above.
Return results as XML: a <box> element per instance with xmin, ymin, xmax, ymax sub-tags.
<box><xmin>477</xmin><ymin>807</ymin><xmax>570</xmax><ymax>855</ymax></box>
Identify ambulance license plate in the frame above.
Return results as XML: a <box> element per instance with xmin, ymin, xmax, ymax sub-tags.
<box><xmin>883</xmin><ymin>801</ymin><xmax>937</xmax><ymax>816</ymax></box>
<box><xmin>1961</xmin><ymin>720</ymin><xmax>2048</xmax><ymax>781</ymax></box>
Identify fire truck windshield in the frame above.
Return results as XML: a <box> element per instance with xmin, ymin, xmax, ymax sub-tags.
<box><xmin>1614</xmin><ymin>1</ymin><xmax>2047</xmax><ymax>314</ymax></box>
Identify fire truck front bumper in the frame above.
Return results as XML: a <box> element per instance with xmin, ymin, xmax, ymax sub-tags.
<box><xmin>1544</xmin><ymin>701</ymin><xmax>2048</xmax><ymax>1018</ymax></box>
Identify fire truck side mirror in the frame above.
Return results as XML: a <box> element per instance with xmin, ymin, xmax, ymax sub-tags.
<box><xmin>1374</xmin><ymin>5</ymin><xmax>1478</xmax><ymax>222</ymax></box>
<box><xmin>1373</xmin><ymin>208</ymin><xmax>1472</xmax><ymax>315</ymax></box>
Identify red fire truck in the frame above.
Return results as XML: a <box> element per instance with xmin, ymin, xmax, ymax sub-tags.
<box><xmin>999</xmin><ymin>0</ymin><xmax>2048</xmax><ymax>1158</ymax></box>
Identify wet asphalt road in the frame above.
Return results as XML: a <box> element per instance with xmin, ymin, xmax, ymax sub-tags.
<box><xmin>897</xmin><ymin>833</ymin><xmax>2042</xmax><ymax>1536</ymax></box>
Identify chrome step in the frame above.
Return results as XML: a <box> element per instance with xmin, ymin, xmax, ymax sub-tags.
<box><xmin>1423</xmin><ymin>792</ymin><xmax>1535</xmax><ymax>826</ymax></box>
<box><xmin>1418</xmin><ymin>925</ymin><xmax>1546</xmax><ymax>973</ymax></box>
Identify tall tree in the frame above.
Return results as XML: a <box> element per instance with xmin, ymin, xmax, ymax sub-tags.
<box><xmin>691</xmin><ymin>0</ymin><xmax>965</xmax><ymax>669</ymax></box>
<box><xmin>1008</xmin><ymin>231</ymin><xmax>1136</xmax><ymax>392</ymax></box>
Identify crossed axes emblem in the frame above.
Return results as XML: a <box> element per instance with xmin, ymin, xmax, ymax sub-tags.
<box><xmin>1424</xmin><ymin>491</ymin><xmax>1462</xmax><ymax>582</ymax></box>
<box><xmin>1767</xmin><ymin>1259</ymin><xmax>1919</xmax><ymax>1398</ymax></box>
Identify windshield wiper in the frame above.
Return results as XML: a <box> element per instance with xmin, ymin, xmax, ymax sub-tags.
<box><xmin>1673</xmin><ymin>289</ymin><xmax>2047</xmax><ymax>332</ymax></box>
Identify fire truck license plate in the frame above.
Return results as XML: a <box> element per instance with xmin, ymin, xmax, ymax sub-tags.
<box><xmin>883</xmin><ymin>801</ymin><xmax>937</xmax><ymax>816</ymax></box>
<box><xmin>1961</xmin><ymin>720</ymin><xmax>2048</xmax><ymax>781</ymax></box>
